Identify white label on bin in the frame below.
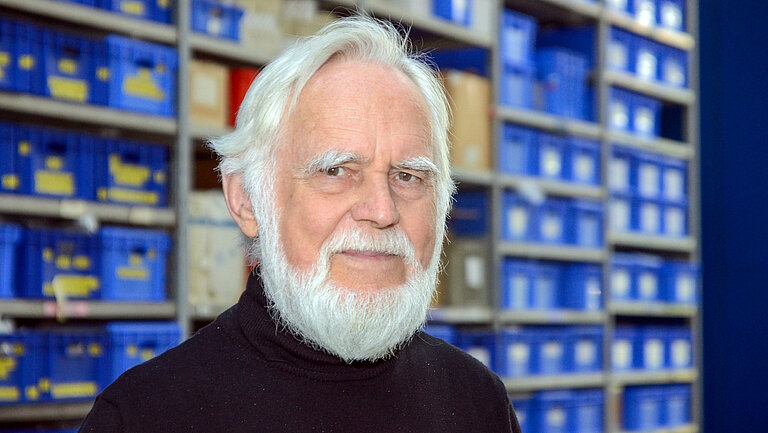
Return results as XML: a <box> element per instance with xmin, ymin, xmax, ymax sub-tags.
<box><xmin>639</xmin><ymin>272</ymin><xmax>658</xmax><ymax>300</ymax></box>
<box><xmin>468</xmin><ymin>347</ymin><xmax>490</xmax><ymax>367</ymax></box>
<box><xmin>543</xmin><ymin>342</ymin><xmax>563</xmax><ymax>359</ymax></box>
<box><xmin>542</xmin><ymin>213</ymin><xmax>562</xmax><ymax>241</ymax></box>
<box><xmin>610</xmin><ymin>199</ymin><xmax>630</xmax><ymax>231</ymax></box>
<box><xmin>639</xmin><ymin>163</ymin><xmax>660</xmax><ymax>197</ymax></box>
<box><xmin>637</xmin><ymin>49</ymin><xmax>658</xmax><ymax>80</ymax></box>
<box><xmin>636</xmin><ymin>0</ymin><xmax>656</xmax><ymax>26</ymax></box>
<box><xmin>464</xmin><ymin>255</ymin><xmax>485</xmax><ymax>290</ymax></box>
<box><xmin>452</xmin><ymin>0</ymin><xmax>468</xmax><ymax>23</ymax></box>
<box><xmin>672</xmin><ymin>339</ymin><xmax>691</xmax><ymax>367</ymax></box>
<box><xmin>612</xmin><ymin>269</ymin><xmax>630</xmax><ymax>297</ymax></box>
<box><xmin>611</xmin><ymin>101</ymin><xmax>629</xmax><ymax>130</ymax></box>
<box><xmin>665</xmin><ymin>206</ymin><xmax>685</xmax><ymax>236</ymax></box>
<box><xmin>207</xmin><ymin>15</ymin><xmax>223</xmax><ymax>36</ymax></box>
<box><xmin>662</xmin><ymin>2</ymin><xmax>683</xmax><ymax>29</ymax></box>
<box><xmin>610</xmin><ymin>158</ymin><xmax>630</xmax><ymax>191</ymax></box>
<box><xmin>504</xmin><ymin>28</ymin><xmax>525</xmax><ymax>64</ymax></box>
<box><xmin>676</xmin><ymin>275</ymin><xmax>695</xmax><ymax>302</ymax></box>
<box><xmin>575</xmin><ymin>153</ymin><xmax>594</xmax><ymax>182</ymax></box>
<box><xmin>511</xmin><ymin>274</ymin><xmax>529</xmax><ymax>308</ymax></box>
<box><xmin>508</xmin><ymin>206</ymin><xmax>528</xmax><ymax>238</ymax></box>
<box><xmin>664</xmin><ymin>169</ymin><xmax>685</xmax><ymax>200</ymax></box>
<box><xmin>635</xmin><ymin>106</ymin><xmax>655</xmax><ymax>135</ymax></box>
<box><xmin>664</xmin><ymin>58</ymin><xmax>686</xmax><ymax>86</ymax></box>
<box><xmin>612</xmin><ymin>340</ymin><xmax>632</xmax><ymax>368</ymax></box>
<box><xmin>586</xmin><ymin>277</ymin><xmax>601</xmax><ymax>310</ymax></box>
<box><xmin>608</xmin><ymin>40</ymin><xmax>628</xmax><ymax>70</ymax></box>
<box><xmin>641</xmin><ymin>202</ymin><xmax>660</xmax><ymax>233</ymax></box>
<box><xmin>546</xmin><ymin>408</ymin><xmax>566</xmax><ymax>428</ymax></box>
<box><xmin>510</xmin><ymin>343</ymin><xmax>530</xmax><ymax>363</ymax></box>
<box><xmin>607</xmin><ymin>0</ymin><xmax>627</xmax><ymax>11</ymax></box>
<box><xmin>644</xmin><ymin>338</ymin><xmax>664</xmax><ymax>369</ymax></box>
<box><xmin>576</xmin><ymin>340</ymin><xmax>597</xmax><ymax>366</ymax></box>
<box><xmin>542</xmin><ymin>147</ymin><xmax>562</xmax><ymax>178</ymax></box>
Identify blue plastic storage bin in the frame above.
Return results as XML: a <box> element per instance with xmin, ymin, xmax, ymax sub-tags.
<box><xmin>502</xmin><ymin>192</ymin><xmax>536</xmax><ymax>241</ymax></box>
<box><xmin>433</xmin><ymin>0</ymin><xmax>471</xmax><ymax>27</ymax></box>
<box><xmin>16</xmin><ymin>125</ymin><xmax>95</xmax><ymax>200</ymax></box>
<box><xmin>191</xmin><ymin>0</ymin><xmax>244</xmax><ymax>41</ymax></box>
<box><xmin>14</xmin><ymin>21</ymin><xmax>44</xmax><ymax>95</ymax></box>
<box><xmin>531</xmin><ymin>327</ymin><xmax>567</xmax><ymax>375</ymax></box>
<box><xmin>663</xmin><ymin>385</ymin><xmax>691</xmax><ymax>427</ymax></box>
<box><xmin>632</xmin><ymin>91</ymin><xmax>662</xmax><ymax>138</ymax></box>
<box><xmin>495</xmin><ymin>328</ymin><xmax>533</xmax><ymax>377</ymax></box>
<box><xmin>662</xmin><ymin>198</ymin><xmax>688</xmax><ymax>237</ymax></box>
<box><xmin>640</xmin><ymin>327</ymin><xmax>667</xmax><ymax>370</ymax></box>
<box><xmin>569</xmin><ymin>199</ymin><xmax>603</xmax><ymax>247</ymax></box>
<box><xmin>0</xmin><ymin>224</ymin><xmax>22</xmax><ymax>298</ymax></box>
<box><xmin>500</xmin><ymin>63</ymin><xmax>534</xmax><ymax>109</ymax></box>
<box><xmin>101</xmin><ymin>322</ymin><xmax>180</xmax><ymax>387</ymax></box>
<box><xmin>0</xmin><ymin>331</ymin><xmax>40</xmax><ymax>404</ymax></box>
<box><xmin>610</xmin><ymin>254</ymin><xmax>635</xmax><ymax>301</ymax></box>
<box><xmin>498</xmin><ymin>124</ymin><xmax>537</xmax><ymax>175</ymax></box>
<box><xmin>0</xmin><ymin>122</ymin><xmax>17</xmax><ymax>194</ymax></box>
<box><xmin>0</xmin><ymin>19</ymin><xmax>17</xmax><ymax>92</ymax></box>
<box><xmin>97</xmin><ymin>35</ymin><xmax>177</xmax><ymax>116</ymax></box>
<box><xmin>535</xmin><ymin>49</ymin><xmax>589</xmax><ymax>120</ymax></box>
<box><xmin>606</xmin><ymin>0</ymin><xmax>633</xmax><ymax>15</ymax></box>
<box><xmin>537</xmin><ymin>26</ymin><xmax>595</xmax><ymax>66</ymax></box>
<box><xmin>624</xmin><ymin>386</ymin><xmax>663</xmax><ymax>431</ymax></box>
<box><xmin>42</xmin><ymin>327</ymin><xmax>103</xmax><ymax>401</ymax></box>
<box><xmin>19</xmin><ymin>228</ymin><xmax>101</xmax><ymax>300</ymax></box>
<box><xmin>634</xmin><ymin>36</ymin><xmax>659</xmax><ymax>81</ymax></box>
<box><xmin>532</xmin><ymin>390</ymin><xmax>572</xmax><ymax>433</ymax></box>
<box><xmin>636</xmin><ymin>150</ymin><xmax>663</xmax><ymax>199</ymax></box>
<box><xmin>666</xmin><ymin>327</ymin><xmax>692</xmax><ymax>369</ymax></box>
<box><xmin>501</xmin><ymin>259</ymin><xmax>533</xmax><ymax>310</ymax></box>
<box><xmin>572</xmin><ymin>389</ymin><xmax>604</xmax><ymax>433</ymax></box>
<box><xmin>569</xmin><ymin>327</ymin><xmax>603</xmax><ymax>372</ymax></box>
<box><xmin>608</xmin><ymin>87</ymin><xmax>632</xmax><ymax>132</ymax></box>
<box><xmin>609</xmin><ymin>194</ymin><xmax>632</xmax><ymax>233</ymax></box>
<box><xmin>563</xmin><ymin>264</ymin><xmax>602</xmax><ymax>311</ymax></box>
<box><xmin>100</xmin><ymin>227</ymin><xmax>170</xmax><ymax>302</ymax></box>
<box><xmin>661</xmin><ymin>156</ymin><xmax>688</xmax><ymax>203</ymax></box>
<box><xmin>612</xmin><ymin>326</ymin><xmax>639</xmax><ymax>370</ymax></box>
<box><xmin>509</xmin><ymin>397</ymin><xmax>531</xmax><ymax>433</ymax></box>
<box><xmin>661</xmin><ymin>261</ymin><xmax>699</xmax><ymax>304</ymax></box>
<box><xmin>566</xmin><ymin>137</ymin><xmax>600</xmax><ymax>185</ymax></box>
<box><xmin>634</xmin><ymin>255</ymin><xmax>663</xmax><ymax>302</ymax></box>
<box><xmin>608</xmin><ymin>27</ymin><xmax>634</xmax><ymax>73</ymax></box>
<box><xmin>636</xmin><ymin>196</ymin><xmax>663</xmax><ymax>234</ymax></box>
<box><xmin>429</xmin><ymin>47</ymin><xmax>489</xmax><ymax>77</ymax></box>
<box><xmin>41</xmin><ymin>30</ymin><xmax>94</xmax><ymax>104</ymax></box>
<box><xmin>535</xmin><ymin>133</ymin><xmax>566</xmax><ymax>180</ymax></box>
<box><xmin>500</xmin><ymin>10</ymin><xmax>537</xmax><ymax>66</ymax></box>
<box><xmin>633</xmin><ymin>0</ymin><xmax>657</xmax><ymax>26</ymax></box>
<box><xmin>456</xmin><ymin>329</ymin><xmax>495</xmax><ymax>369</ymax></box>
<box><xmin>423</xmin><ymin>324</ymin><xmax>457</xmax><ymax>345</ymax></box>
<box><xmin>449</xmin><ymin>189</ymin><xmax>488</xmax><ymax>236</ymax></box>
<box><xmin>530</xmin><ymin>263</ymin><xmax>561</xmax><ymax>310</ymax></box>
<box><xmin>658</xmin><ymin>0</ymin><xmax>685</xmax><ymax>31</ymax></box>
<box><xmin>98</xmin><ymin>0</ymin><xmax>170</xmax><ymax>23</ymax></box>
<box><xmin>536</xmin><ymin>199</ymin><xmax>567</xmax><ymax>244</ymax></box>
<box><xmin>660</xmin><ymin>44</ymin><xmax>688</xmax><ymax>87</ymax></box>
<box><xmin>609</xmin><ymin>146</ymin><xmax>635</xmax><ymax>194</ymax></box>
<box><xmin>95</xmin><ymin>138</ymin><xmax>168</xmax><ymax>207</ymax></box>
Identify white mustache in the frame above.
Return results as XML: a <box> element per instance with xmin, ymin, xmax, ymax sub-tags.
<box><xmin>322</xmin><ymin>228</ymin><xmax>417</xmax><ymax>266</ymax></box>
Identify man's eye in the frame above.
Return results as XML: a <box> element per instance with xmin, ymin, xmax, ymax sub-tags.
<box><xmin>325</xmin><ymin>166</ymin><xmax>344</xmax><ymax>177</ymax></box>
<box><xmin>398</xmin><ymin>172</ymin><xmax>417</xmax><ymax>182</ymax></box>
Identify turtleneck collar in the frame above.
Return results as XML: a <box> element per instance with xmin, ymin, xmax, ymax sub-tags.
<box><xmin>234</xmin><ymin>271</ymin><xmax>397</xmax><ymax>381</ymax></box>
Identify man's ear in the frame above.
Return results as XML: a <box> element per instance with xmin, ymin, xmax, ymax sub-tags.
<box><xmin>222</xmin><ymin>173</ymin><xmax>259</xmax><ymax>238</ymax></box>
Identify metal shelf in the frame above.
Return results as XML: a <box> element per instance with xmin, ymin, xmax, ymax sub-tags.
<box><xmin>605</xmin><ymin>10</ymin><xmax>695</xmax><ymax>51</ymax></box>
<box><xmin>611</xmin><ymin>369</ymin><xmax>698</xmax><ymax>386</ymax></box>
<box><xmin>428</xmin><ymin>306</ymin><xmax>494</xmax><ymax>324</ymax></box>
<box><xmin>496</xmin><ymin>106</ymin><xmax>602</xmax><ymax>139</ymax></box>
<box><xmin>607</xmin><ymin>132</ymin><xmax>694</xmax><ymax>160</ymax></box>
<box><xmin>497</xmin><ymin>175</ymin><xmax>605</xmax><ymax>200</ymax></box>
<box><xmin>0</xmin><ymin>92</ymin><xmax>177</xmax><ymax>135</ymax></box>
<box><xmin>613</xmin><ymin>424</ymin><xmax>698</xmax><ymax>433</ymax></box>
<box><xmin>605</xmin><ymin>70</ymin><xmax>695</xmax><ymax>105</ymax></box>
<box><xmin>504</xmin><ymin>373</ymin><xmax>605</xmax><ymax>392</ymax></box>
<box><xmin>498</xmin><ymin>310</ymin><xmax>605</xmax><ymax>325</ymax></box>
<box><xmin>191</xmin><ymin>304</ymin><xmax>232</xmax><ymax>321</ymax></box>
<box><xmin>191</xmin><ymin>124</ymin><xmax>234</xmax><ymax>141</ymax></box>
<box><xmin>0</xmin><ymin>194</ymin><xmax>176</xmax><ymax>227</ymax></box>
<box><xmin>534</xmin><ymin>0</ymin><xmax>602</xmax><ymax>18</ymax></box>
<box><xmin>610</xmin><ymin>302</ymin><xmax>697</xmax><ymax>318</ymax></box>
<box><xmin>451</xmin><ymin>169</ymin><xmax>494</xmax><ymax>186</ymax></box>
<box><xmin>0</xmin><ymin>400</ymin><xmax>93</xmax><ymax>422</ymax></box>
<box><xmin>498</xmin><ymin>243</ymin><xmax>607</xmax><ymax>263</ymax></box>
<box><xmin>0</xmin><ymin>300</ymin><xmax>175</xmax><ymax>319</ymax></box>
<box><xmin>190</xmin><ymin>34</ymin><xmax>275</xmax><ymax>65</ymax></box>
<box><xmin>609</xmin><ymin>233</ymin><xmax>697</xmax><ymax>253</ymax></box>
<box><xmin>0</xmin><ymin>0</ymin><xmax>177</xmax><ymax>44</ymax></box>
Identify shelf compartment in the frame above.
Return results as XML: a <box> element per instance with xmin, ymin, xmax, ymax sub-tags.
<box><xmin>0</xmin><ymin>300</ymin><xmax>176</xmax><ymax>319</ymax></box>
<box><xmin>609</xmin><ymin>233</ymin><xmax>697</xmax><ymax>253</ymax></box>
<box><xmin>606</xmin><ymin>10</ymin><xmax>695</xmax><ymax>51</ymax></box>
<box><xmin>604</xmin><ymin>70</ymin><xmax>695</xmax><ymax>105</ymax></box>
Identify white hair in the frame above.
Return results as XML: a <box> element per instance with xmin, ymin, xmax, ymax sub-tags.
<box><xmin>208</xmin><ymin>15</ymin><xmax>455</xmax><ymax>262</ymax></box>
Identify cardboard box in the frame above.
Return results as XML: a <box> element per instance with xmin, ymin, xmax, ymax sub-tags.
<box><xmin>443</xmin><ymin>70</ymin><xmax>492</xmax><ymax>172</ymax></box>
<box><xmin>234</xmin><ymin>0</ymin><xmax>282</xmax><ymax>14</ymax></box>
<box><xmin>440</xmin><ymin>237</ymin><xmax>492</xmax><ymax>307</ymax></box>
<box><xmin>190</xmin><ymin>60</ymin><xmax>230</xmax><ymax>129</ymax></box>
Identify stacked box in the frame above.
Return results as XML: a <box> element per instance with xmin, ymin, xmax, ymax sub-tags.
<box><xmin>572</xmin><ymin>389</ymin><xmax>604</xmax><ymax>433</ymax></box>
<box><xmin>0</xmin><ymin>19</ymin><xmax>17</xmax><ymax>92</ymax></box>
<box><xmin>635</xmin><ymin>35</ymin><xmax>659</xmax><ymax>81</ymax></box>
<box><xmin>530</xmin><ymin>327</ymin><xmax>567</xmax><ymax>375</ymax></box>
<box><xmin>40</xmin><ymin>30</ymin><xmax>94</xmax><ymax>104</ymax></box>
<box><xmin>663</xmin><ymin>385</ymin><xmax>691</xmax><ymax>427</ymax></box>
<box><xmin>441</xmin><ymin>238</ymin><xmax>491</xmax><ymax>307</ymax></box>
<box><xmin>496</xmin><ymin>328</ymin><xmax>533</xmax><ymax>377</ymax></box>
<box><xmin>658</xmin><ymin>0</ymin><xmax>686</xmax><ymax>31</ymax></box>
<box><xmin>443</xmin><ymin>70</ymin><xmax>492</xmax><ymax>172</ymax></box>
<box><xmin>535</xmin><ymin>49</ymin><xmax>589</xmax><ymax>119</ymax></box>
<box><xmin>498</xmin><ymin>124</ymin><xmax>537</xmax><ymax>175</ymax></box>
<box><xmin>606</xmin><ymin>0</ymin><xmax>633</xmax><ymax>15</ymax></box>
<box><xmin>502</xmin><ymin>192</ymin><xmax>536</xmax><ymax>241</ymax></box>
<box><xmin>502</xmin><ymin>260</ymin><xmax>603</xmax><ymax>312</ymax></box>
<box><xmin>100</xmin><ymin>227</ymin><xmax>170</xmax><ymax>302</ymax></box>
<box><xmin>535</xmin><ymin>133</ymin><xmax>567</xmax><ymax>180</ymax></box>
<box><xmin>666</xmin><ymin>327</ymin><xmax>693</xmax><ymax>369</ymax></box>
<box><xmin>0</xmin><ymin>122</ymin><xmax>17</xmax><ymax>194</ymax></box>
<box><xmin>568</xmin><ymin>327</ymin><xmax>603</xmax><ymax>373</ymax></box>
<box><xmin>501</xmin><ymin>259</ymin><xmax>534</xmax><ymax>310</ymax></box>
<box><xmin>566</xmin><ymin>137</ymin><xmax>601</xmax><ymax>185</ymax></box>
<box><xmin>455</xmin><ymin>329</ymin><xmax>495</xmax><ymax>368</ymax></box>
<box><xmin>14</xmin><ymin>21</ymin><xmax>44</xmax><ymax>95</ymax></box>
<box><xmin>449</xmin><ymin>189</ymin><xmax>488</xmax><ymax>236</ymax></box>
<box><xmin>422</xmin><ymin>325</ymin><xmax>457</xmax><ymax>345</ymax></box>
<box><xmin>612</xmin><ymin>326</ymin><xmax>639</xmax><ymax>371</ymax></box>
<box><xmin>624</xmin><ymin>386</ymin><xmax>664</xmax><ymax>431</ymax></box>
<box><xmin>98</xmin><ymin>0</ymin><xmax>172</xmax><ymax>23</ymax></box>
<box><xmin>0</xmin><ymin>331</ymin><xmax>40</xmax><ymax>405</ymax></box>
<box><xmin>634</xmin><ymin>0</ymin><xmax>657</xmax><ymax>26</ymax></box>
<box><xmin>660</xmin><ymin>261</ymin><xmax>699</xmax><ymax>304</ymax></box>
<box><xmin>433</xmin><ymin>0</ymin><xmax>471</xmax><ymax>27</ymax></box>
<box><xmin>95</xmin><ymin>138</ymin><xmax>168</xmax><ymax>207</ymax></box>
<box><xmin>537</xmin><ymin>199</ymin><xmax>567</xmax><ymax>244</ymax></box>
<box><xmin>41</xmin><ymin>328</ymin><xmax>103</xmax><ymax>401</ymax></box>
<box><xmin>0</xmin><ymin>224</ymin><xmax>22</xmax><ymax>298</ymax></box>
<box><xmin>192</xmin><ymin>0</ymin><xmax>244</xmax><ymax>40</ymax></box>
<box><xmin>639</xmin><ymin>327</ymin><xmax>667</xmax><ymax>370</ymax></box>
<box><xmin>608</xmin><ymin>87</ymin><xmax>662</xmax><ymax>137</ymax></box>
<box><xmin>569</xmin><ymin>200</ymin><xmax>604</xmax><ymax>247</ymax></box>
<box><xmin>610</xmin><ymin>253</ymin><xmax>663</xmax><ymax>302</ymax></box>
<box><xmin>189</xmin><ymin>60</ymin><xmax>230</xmax><ymax>129</ymax></box>
<box><xmin>608</xmin><ymin>28</ymin><xmax>634</xmax><ymax>73</ymax></box>
<box><xmin>612</xmin><ymin>325</ymin><xmax>693</xmax><ymax>371</ymax></box>
<box><xmin>101</xmin><ymin>322</ymin><xmax>180</xmax><ymax>387</ymax></box>
<box><xmin>562</xmin><ymin>264</ymin><xmax>603</xmax><ymax>311</ymax></box>
<box><xmin>499</xmin><ymin>10</ymin><xmax>536</xmax><ymax>108</ymax></box>
<box><xmin>531</xmin><ymin>390</ymin><xmax>572</xmax><ymax>433</ymax></box>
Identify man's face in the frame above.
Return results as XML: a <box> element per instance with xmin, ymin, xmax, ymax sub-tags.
<box><xmin>273</xmin><ymin>59</ymin><xmax>438</xmax><ymax>293</ymax></box>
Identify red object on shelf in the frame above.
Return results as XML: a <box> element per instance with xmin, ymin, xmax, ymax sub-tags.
<box><xmin>229</xmin><ymin>67</ymin><xmax>260</xmax><ymax>126</ymax></box>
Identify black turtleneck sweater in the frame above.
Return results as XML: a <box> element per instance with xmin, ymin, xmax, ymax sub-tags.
<box><xmin>79</xmin><ymin>274</ymin><xmax>521</xmax><ymax>432</ymax></box>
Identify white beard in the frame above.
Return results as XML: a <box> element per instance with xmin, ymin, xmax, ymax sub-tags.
<box><xmin>256</xmin><ymin>222</ymin><xmax>439</xmax><ymax>363</ymax></box>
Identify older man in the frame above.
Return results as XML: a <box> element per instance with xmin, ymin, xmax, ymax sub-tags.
<box><xmin>80</xmin><ymin>16</ymin><xmax>521</xmax><ymax>433</ymax></box>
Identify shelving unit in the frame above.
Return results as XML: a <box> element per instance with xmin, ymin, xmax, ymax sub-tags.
<box><xmin>0</xmin><ymin>401</ymin><xmax>93</xmax><ymax>422</ymax></box>
<box><xmin>503</xmin><ymin>373</ymin><xmax>606</xmax><ymax>392</ymax></box>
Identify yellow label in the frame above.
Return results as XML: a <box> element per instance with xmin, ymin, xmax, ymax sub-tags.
<box><xmin>129</xmin><ymin>254</ymin><xmax>142</xmax><ymax>266</ymax></box>
<box><xmin>51</xmin><ymin>382</ymin><xmax>97</xmax><ymax>398</ymax></box>
<box><xmin>26</xmin><ymin>385</ymin><xmax>40</xmax><ymax>401</ymax></box>
<box><xmin>1</xmin><ymin>174</ymin><xmax>18</xmax><ymax>190</ymax></box>
<box><xmin>158</xmin><ymin>0</ymin><xmax>170</xmax><ymax>9</ymax></box>
<box><xmin>18</xmin><ymin>141</ymin><xmax>30</xmax><ymax>156</ymax></box>
<box><xmin>48</xmin><ymin>76</ymin><xmax>88</xmax><ymax>102</ymax></box>
<box><xmin>0</xmin><ymin>357</ymin><xmax>16</xmax><ymax>379</ymax></box>
<box><xmin>38</xmin><ymin>378</ymin><xmax>50</xmax><ymax>393</ymax></box>
<box><xmin>123</xmin><ymin>68</ymin><xmax>164</xmax><ymax>101</ymax></box>
<box><xmin>58</xmin><ymin>58</ymin><xmax>78</xmax><ymax>75</ymax></box>
<box><xmin>0</xmin><ymin>52</ymin><xmax>9</xmax><ymax>67</ymax></box>
<box><xmin>121</xmin><ymin>0</ymin><xmax>145</xmax><ymax>15</ymax></box>
<box><xmin>43</xmin><ymin>275</ymin><xmax>100</xmax><ymax>297</ymax></box>
<box><xmin>56</xmin><ymin>254</ymin><xmax>72</xmax><ymax>270</ymax></box>
<box><xmin>107</xmin><ymin>187</ymin><xmax>159</xmax><ymax>205</ymax></box>
<box><xmin>127</xmin><ymin>345</ymin><xmax>138</xmax><ymax>357</ymax></box>
<box><xmin>88</xmin><ymin>343</ymin><xmax>102</xmax><ymax>357</ymax></box>
<box><xmin>35</xmin><ymin>170</ymin><xmax>74</xmax><ymax>196</ymax></box>
<box><xmin>45</xmin><ymin>156</ymin><xmax>63</xmax><ymax>171</ymax></box>
<box><xmin>140</xmin><ymin>349</ymin><xmax>155</xmax><ymax>361</ymax></box>
<box><xmin>0</xmin><ymin>386</ymin><xmax>20</xmax><ymax>402</ymax></box>
<box><xmin>43</xmin><ymin>248</ymin><xmax>54</xmax><ymax>262</ymax></box>
<box><xmin>153</xmin><ymin>170</ymin><xmax>166</xmax><ymax>184</ymax></box>
<box><xmin>117</xmin><ymin>266</ymin><xmax>148</xmax><ymax>281</ymax></box>
<box><xmin>97</xmin><ymin>66</ymin><xmax>110</xmax><ymax>81</ymax></box>
<box><xmin>109</xmin><ymin>154</ymin><xmax>150</xmax><ymax>187</ymax></box>
<box><xmin>73</xmin><ymin>255</ymin><xmax>91</xmax><ymax>270</ymax></box>
<box><xmin>19</xmin><ymin>55</ymin><xmax>34</xmax><ymax>70</ymax></box>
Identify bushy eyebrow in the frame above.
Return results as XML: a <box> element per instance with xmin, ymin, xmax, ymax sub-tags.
<box><xmin>297</xmin><ymin>149</ymin><xmax>366</xmax><ymax>178</ymax></box>
<box><xmin>393</xmin><ymin>156</ymin><xmax>438</xmax><ymax>179</ymax></box>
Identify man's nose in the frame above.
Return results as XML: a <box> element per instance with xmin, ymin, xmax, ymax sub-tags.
<box><xmin>350</xmin><ymin>175</ymin><xmax>400</xmax><ymax>229</ymax></box>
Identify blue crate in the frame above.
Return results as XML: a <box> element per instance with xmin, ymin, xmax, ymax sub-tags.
<box><xmin>568</xmin><ymin>199</ymin><xmax>603</xmax><ymax>248</ymax></box>
<box><xmin>571</xmin><ymin>389</ymin><xmax>604</xmax><ymax>433</ymax></box>
<box><xmin>625</xmin><ymin>386</ymin><xmax>663</xmax><ymax>431</ymax></box>
<box><xmin>423</xmin><ymin>324</ymin><xmax>457</xmax><ymax>345</ymax></box>
<box><xmin>663</xmin><ymin>385</ymin><xmax>691</xmax><ymax>427</ymax></box>
<box><xmin>658</xmin><ymin>0</ymin><xmax>686</xmax><ymax>31</ymax></box>
<box><xmin>19</xmin><ymin>228</ymin><xmax>101</xmax><ymax>300</ymax></box>
<box><xmin>632</xmin><ymin>92</ymin><xmax>663</xmax><ymax>138</ymax></box>
<box><xmin>563</xmin><ymin>264</ymin><xmax>602</xmax><ymax>311</ymax></box>
<box><xmin>509</xmin><ymin>397</ymin><xmax>531</xmax><ymax>433</ymax></box>
<box><xmin>192</xmin><ymin>0</ymin><xmax>244</xmax><ymax>41</ymax></box>
<box><xmin>500</xmin><ymin>9</ymin><xmax>537</xmax><ymax>66</ymax></box>
<box><xmin>495</xmin><ymin>328</ymin><xmax>533</xmax><ymax>377</ymax></box>
<box><xmin>634</xmin><ymin>36</ymin><xmax>659</xmax><ymax>81</ymax></box>
<box><xmin>498</xmin><ymin>124</ymin><xmax>537</xmax><ymax>175</ymax></box>
<box><xmin>101</xmin><ymin>322</ymin><xmax>179</xmax><ymax>387</ymax></box>
<box><xmin>536</xmin><ymin>199</ymin><xmax>567</xmax><ymax>244</ymax></box>
<box><xmin>501</xmin><ymin>258</ymin><xmax>533</xmax><ymax>310</ymax></box>
<box><xmin>100</xmin><ymin>227</ymin><xmax>170</xmax><ymax>302</ymax></box>
<box><xmin>0</xmin><ymin>331</ymin><xmax>40</xmax><ymax>404</ymax></box>
<box><xmin>660</xmin><ymin>156</ymin><xmax>688</xmax><ymax>203</ymax></box>
<box><xmin>433</xmin><ymin>0</ymin><xmax>471</xmax><ymax>27</ymax></box>
<box><xmin>537</xmin><ymin>27</ymin><xmax>596</xmax><ymax>66</ymax></box>
<box><xmin>568</xmin><ymin>327</ymin><xmax>603</xmax><ymax>373</ymax></box>
<box><xmin>535</xmin><ymin>49</ymin><xmax>589</xmax><ymax>120</ymax></box>
<box><xmin>566</xmin><ymin>137</ymin><xmax>600</xmax><ymax>185</ymax></box>
<box><xmin>666</xmin><ymin>327</ymin><xmax>692</xmax><ymax>369</ymax></box>
<box><xmin>608</xmin><ymin>195</ymin><xmax>631</xmax><ymax>234</ymax></box>
<box><xmin>660</xmin><ymin>44</ymin><xmax>688</xmax><ymax>87</ymax></box>
<box><xmin>429</xmin><ymin>47</ymin><xmax>489</xmax><ymax>77</ymax></box>
<box><xmin>608</xmin><ymin>87</ymin><xmax>632</xmax><ymax>132</ymax></box>
<box><xmin>15</xmin><ymin>21</ymin><xmax>44</xmax><ymax>95</ymax></box>
<box><xmin>42</xmin><ymin>327</ymin><xmax>103</xmax><ymax>401</ymax></box>
<box><xmin>449</xmin><ymin>189</ymin><xmax>488</xmax><ymax>236</ymax></box>
<box><xmin>662</xmin><ymin>198</ymin><xmax>688</xmax><ymax>237</ymax></box>
<box><xmin>532</xmin><ymin>390</ymin><xmax>573</xmax><ymax>433</ymax></box>
<box><xmin>41</xmin><ymin>30</ymin><xmax>94</xmax><ymax>104</ymax></box>
<box><xmin>612</xmin><ymin>326</ymin><xmax>639</xmax><ymax>371</ymax></box>
<box><xmin>530</xmin><ymin>263</ymin><xmax>561</xmax><ymax>310</ymax></box>
<box><xmin>0</xmin><ymin>19</ymin><xmax>17</xmax><ymax>92</ymax></box>
<box><xmin>98</xmin><ymin>0</ymin><xmax>160</xmax><ymax>22</ymax></box>
<box><xmin>606</xmin><ymin>0</ymin><xmax>634</xmax><ymax>15</ymax></box>
<box><xmin>95</xmin><ymin>138</ymin><xmax>168</xmax><ymax>207</ymax></box>
<box><xmin>99</xmin><ymin>35</ymin><xmax>177</xmax><ymax>116</ymax></box>
<box><xmin>530</xmin><ymin>327</ymin><xmax>567</xmax><ymax>375</ymax></box>
<box><xmin>635</xmin><ymin>196</ymin><xmax>663</xmax><ymax>235</ymax></box>
<box><xmin>16</xmin><ymin>125</ymin><xmax>95</xmax><ymax>200</ymax></box>
<box><xmin>660</xmin><ymin>261</ymin><xmax>699</xmax><ymax>304</ymax></box>
<box><xmin>639</xmin><ymin>327</ymin><xmax>667</xmax><ymax>370</ymax></box>
<box><xmin>502</xmin><ymin>192</ymin><xmax>536</xmax><ymax>241</ymax></box>
<box><xmin>500</xmin><ymin>63</ymin><xmax>534</xmax><ymax>109</ymax></box>
<box><xmin>0</xmin><ymin>122</ymin><xmax>18</xmax><ymax>194</ymax></box>
<box><xmin>607</xmin><ymin>27</ymin><xmax>634</xmax><ymax>73</ymax></box>
<box><xmin>535</xmin><ymin>133</ymin><xmax>566</xmax><ymax>180</ymax></box>
<box><xmin>456</xmin><ymin>329</ymin><xmax>495</xmax><ymax>369</ymax></box>
<box><xmin>609</xmin><ymin>146</ymin><xmax>635</xmax><ymax>194</ymax></box>
<box><xmin>633</xmin><ymin>0</ymin><xmax>657</xmax><ymax>26</ymax></box>
<box><xmin>635</xmin><ymin>150</ymin><xmax>664</xmax><ymax>199</ymax></box>
<box><xmin>0</xmin><ymin>224</ymin><xmax>22</xmax><ymax>298</ymax></box>
<box><xmin>634</xmin><ymin>254</ymin><xmax>663</xmax><ymax>302</ymax></box>
<box><xmin>610</xmin><ymin>254</ymin><xmax>635</xmax><ymax>301</ymax></box>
